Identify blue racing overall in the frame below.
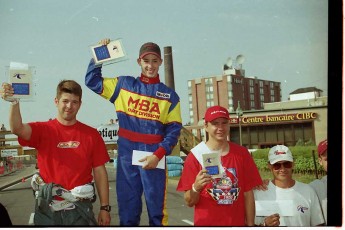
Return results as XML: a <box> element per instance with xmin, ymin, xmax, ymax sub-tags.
<box><xmin>85</xmin><ymin>59</ymin><xmax>182</xmax><ymax>226</ymax></box>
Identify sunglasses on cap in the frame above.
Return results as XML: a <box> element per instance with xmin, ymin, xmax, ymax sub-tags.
<box><xmin>271</xmin><ymin>161</ymin><xmax>293</xmax><ymax>170</ymax></box>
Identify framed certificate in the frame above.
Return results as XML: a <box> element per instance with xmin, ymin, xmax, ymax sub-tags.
<box><xmin>202</xmin><ymin>152</ymin><xmax>223</xmax><ymax>178</ymax></box>
<box><xmin>8</xmin><ymin>62</ymin><xmax>33</xmax><ymax>100</ymax></box>
<box><xmin>90</xmin><ymin>38</ymin><xmax>127</xmax><ymax>66</ymax></box>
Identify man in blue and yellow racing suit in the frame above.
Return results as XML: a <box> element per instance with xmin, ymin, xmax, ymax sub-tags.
<box><xmin>85</xmin><ymin>39</ymin><xmax>182</xmax><ymax>226</ymax></box>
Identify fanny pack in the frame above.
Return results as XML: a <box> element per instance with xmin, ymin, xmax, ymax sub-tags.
<box><xmin>31</xmin><ymin>174</ymin><xmax>96</xmax><ymax>211</ymax></box>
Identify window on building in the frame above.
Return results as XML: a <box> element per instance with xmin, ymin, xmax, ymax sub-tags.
<box><xmin>236</xmin><ymin>122</ymin><xmax>314</xmax><ymax>149</ymax></box>
<box><xmin>229</xmin><ymin>105</ymin><xmax>234</xmax><ymax>112</ymax></box>
<box><xmin>251</xmin><ymin>101</ymin><xmax>255</xmax><ymax>108</ymax></box>
<box><xmin>284</xmin><ymin>124</ymin><xmax>294</xmax><ymax>146</ymax></box>
<box><xmin>228</xmin><ymin>100</ymin><xmax>233</xmax><ymax>107</ymax></box>
<box><xmin>228</xmin><ymin>82</ymin><xmax>232</xmax><ymax>90</ymax></box>
<box><xmin>294</xmin><ymin>124</ymin><xmax>304</xmax><ymax>143</ymax></box>
<box><xmin>265</xmin><ymin>125</ymin><xmax>277</xmax><ymax>143</ymax></box>
<box><xmin>259</xmin><ymin>81</ymin><xmax>263</xmax><ymax>87</ymax></box>
<box><xmin>206</xmin><ymin>93</ymin><xmax>214</xmax><ymax>99</ymax></box>
<box><xmin>294</xmin><ymin>122</ymin><xmax>313</xmax><ymax>144</ymax></box>
<box><xmin>242</xmin><ymin>126</ymin><xmax>249</xmax><ymax>146</ymax></box>
<box><xmin>258</xmin><ymin>126</ymin><xmax>265</xmax><ymax>143</ymax></box>
<box><xmin>250</xmin><ymin>127</ymin><xmax>258</xmax><ymax>145</ymax></box>
<box><xmin>230</xmin><ymin>127</ymin><xmax>239</xmax><ymax>143</ymax></box>
<box><xmin>303</xmin><ymin>123</ymin><xmax>313</xmax><ymax>142</ymax></box>
<box><xmin>277</xmin><ymin>125</ymin><xmax>285</xmax><ymax>142</ymax></box>
<box><xmin>260</xmin><ymin>88</ymin><xmax>263</xmax><ymax>94</ymax></box>
<box><xmin>250</xmin><ymin>80</ymin><xmax>253</xmax><ymax>86</ymax></box>
<box><xmin>250</xmin><ymin>86</ymin><xmax>254</xmax><ymax>93</ymax></box>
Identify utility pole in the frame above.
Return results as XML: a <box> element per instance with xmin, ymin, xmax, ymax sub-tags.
<box><xmin>164</xmin><ymin>46</ymin><xmax>175</xmax><ymax>90</ymax></box>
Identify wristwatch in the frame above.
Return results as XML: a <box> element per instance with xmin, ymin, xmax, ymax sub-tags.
<box><xmin>100</xmin><ymin>205</ymin><xmax>111</xmax><ymax>212</ymax></box>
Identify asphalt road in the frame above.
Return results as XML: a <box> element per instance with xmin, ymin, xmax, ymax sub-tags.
<box><xmin>0</xmin><ymin>163</ymin><xmax>194</xmax><ymax>226</ymax></box>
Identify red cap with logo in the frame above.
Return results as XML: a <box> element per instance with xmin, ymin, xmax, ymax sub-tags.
<box><xmin>317</xmin><ymin>139</ymin><xmax>327</xmax><ymax>156</ymax></box>
<box><xmin>204</xmin><ymin>106</ymin><xmax>230</xmax><ymax>122</ymax></box>
<box><xmin>139</xmin><ymin>42</ymin><xmax>161</xmax><ymax>58</ymax></box>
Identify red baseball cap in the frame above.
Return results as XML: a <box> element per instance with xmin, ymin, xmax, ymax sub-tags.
<box><xmin>317</xmin><ymin>139</ymin><xmax>327</xmax><ymax>156</ymax></box>
<box><xmin>139</xmin><ymin>42</ymin><xmax>161</xmax><ymax>58</ymax></box>
<box><xmin>204</xmin><ymin>106</ymin><xmax>230</xmax><ymax>122</ymax></box>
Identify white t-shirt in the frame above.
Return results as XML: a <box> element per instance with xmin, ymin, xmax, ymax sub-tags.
<box><xmin>309</xmin><ymin>175</ymin><xmax>327</xmax><ymax>224</ymax></box>
<box><xmin>254</xmin><ymin>181</ymin><xmax>325</xmax><ymax>226</ymax></box>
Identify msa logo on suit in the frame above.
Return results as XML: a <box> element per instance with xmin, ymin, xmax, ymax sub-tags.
<box><xmin>116</xmin><ymin>90</ymin><xmax>173</xmax><ymax>122</ymax></box>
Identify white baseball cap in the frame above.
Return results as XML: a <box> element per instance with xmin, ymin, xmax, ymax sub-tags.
<box><xmin>268</xmin><ymin>145</ymin><xmax>293</xmax><ymax>164</ymax></box>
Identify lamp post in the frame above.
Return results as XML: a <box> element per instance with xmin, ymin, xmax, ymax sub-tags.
<box><xmin>236</xmin><ymin>101</ymin><xmax>243</xmax><ymax>146</ymax></box>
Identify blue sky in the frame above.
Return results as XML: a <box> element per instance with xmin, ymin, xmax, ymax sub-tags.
<box><xmin>0</xmin><ymin>0</ymin><xmax>328</xmax><ymax>128</ymax></box>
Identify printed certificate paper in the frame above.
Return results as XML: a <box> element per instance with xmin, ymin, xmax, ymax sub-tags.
<box><xmin>8</xmin><ymin>62</ymin><xmax>32</xmax><ymax>100</ymax></box>
<box><xmin>255</xmin><ymin>200</ymin><xmax>294</xmax><ymax>216</ymax></box>
<box><xmin>132</xmin><ymin>150</ymin><xmax>165</xmax><ymax>169</ymax></box>
<box><xmin>90</xmin><ymin>38</ymin><xmax>127</xmax><ymax>66</ymax></box>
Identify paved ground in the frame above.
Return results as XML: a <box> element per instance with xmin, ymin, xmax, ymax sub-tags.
<box><xmin>0</xmin><ymin>162</ymin><xmax>192</xmax><ymax>226</ymax></box>
<box><xmin>0</xmin><ymin>164</ymin><xmax>37</xmax><ymax>191</ymax></box>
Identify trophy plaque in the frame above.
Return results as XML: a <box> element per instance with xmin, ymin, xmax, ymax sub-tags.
<box><xmin>90</xmin><ymin>38</ymin><xmax>127</xmax><ymax>66</ymax></box>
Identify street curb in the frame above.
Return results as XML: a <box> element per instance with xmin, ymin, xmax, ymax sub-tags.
<box><xmin>0</xmin><ymin>173</ymin><xmax>36</xmax><ymax>191</ymax></box>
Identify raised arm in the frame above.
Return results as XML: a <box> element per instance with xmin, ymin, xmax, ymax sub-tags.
<box><xmin>85</xmin><ymin>58</ymin><xmax>105</xmax><ymax>94</ymax></box>
<box><xmin>1</xmin><ymin>83</ymin><xmax>32</xmax><ymax>140</ymax></box>
<box><xmin>85</xmin><ymin>39</ymin><xmax>111</xmax><ymax>94</ymax></box>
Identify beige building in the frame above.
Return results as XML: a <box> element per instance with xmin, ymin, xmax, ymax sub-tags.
<box><xmin>185</xmin><ymin>96</ymin><xmax>327</xmax><ymax>149</ymax></box>
<box><xmin>229</xmin><ymin>96</ymin><xmax>327</xmax><ymax>149</ymax></box>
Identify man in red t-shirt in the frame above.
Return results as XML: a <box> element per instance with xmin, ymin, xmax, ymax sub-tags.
<box><xmin>1</xmin><ymin>80</ymin><xmax>111</xmax><ymax>226</ymax></box>
<box><xmin>176</xmin><ymin>105</ymin><xmax>262</xmax><ymax>226</ymax></box>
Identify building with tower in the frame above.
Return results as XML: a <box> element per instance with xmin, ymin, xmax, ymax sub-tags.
<box><xmin>185</xmin><ymin>56</ymin><xmax>327</xmax><ymax>149</ymax></box>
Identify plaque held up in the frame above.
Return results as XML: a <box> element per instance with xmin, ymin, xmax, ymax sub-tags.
<box><xmin>202</xmin><ymin>152</ymin><xmax>225</xmax><ymax>178</ymax></box>
<box><xmin>7</xmin><ymin>62</ymin><xmax>36</xmax><ymax>101</ymax></box>
<box><xmin>90</xmin><ymin>38</ymin><xmax>127</xmax><ymax>66</ymax></box>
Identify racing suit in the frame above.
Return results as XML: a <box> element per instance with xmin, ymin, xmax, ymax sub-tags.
<box><xmin>85</xmin><ymin>59</ymin><xmax>182</xmax><ymax>226</ymax></box>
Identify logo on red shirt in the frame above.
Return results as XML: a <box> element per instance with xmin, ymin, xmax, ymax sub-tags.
<box><xmin>57</xmin><ymin>141</ymin><xmax>80</xmax><ymax>148</ymax></box>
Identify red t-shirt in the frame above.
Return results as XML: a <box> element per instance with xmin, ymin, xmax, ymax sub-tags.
<box><xmin>176</xmin><ymin>142</ymin><xmax>262</xmax><ymax>226</ymax></box>
<box><xmin>19</xmin><ymin>119</ymin><xmax>109</xmax><ymax>190</ymax></box>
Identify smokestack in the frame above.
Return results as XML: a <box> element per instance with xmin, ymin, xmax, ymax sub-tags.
<box><xmin>164</xmin><ymin>46</ymin><xmax>175</xmax><ymax>90</ymax></box>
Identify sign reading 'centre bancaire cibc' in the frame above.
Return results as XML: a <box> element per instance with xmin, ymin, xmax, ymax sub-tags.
<box><xmin>230</xmin><ymin>112</ymin><xmax>317</xmax><ymax>124</ymax></box>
